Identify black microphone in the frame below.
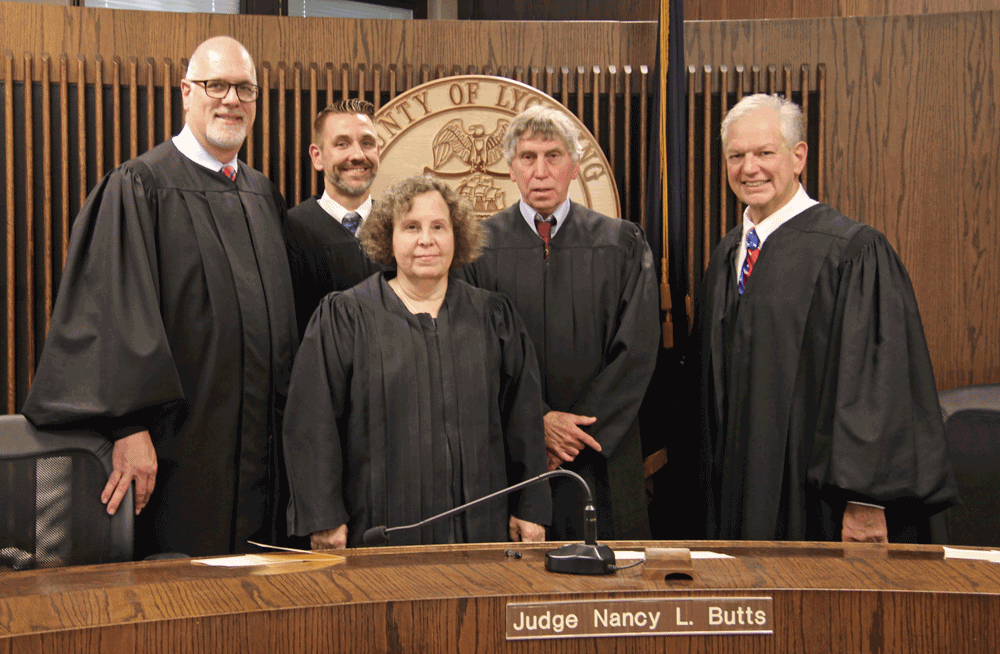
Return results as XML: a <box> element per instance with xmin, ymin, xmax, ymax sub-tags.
<box><xmin>362</xmin><ymin>469</ymin><xmax>615</xmax><ymax>575</ymax></box>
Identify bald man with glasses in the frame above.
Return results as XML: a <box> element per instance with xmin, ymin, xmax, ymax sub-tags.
<box><xmin>23</xmin><ymin>36</ymin><xmax>298</xmax><ymax>558</ymax></box>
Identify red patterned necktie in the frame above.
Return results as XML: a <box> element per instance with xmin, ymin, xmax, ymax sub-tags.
<box><xmin>738</xmin><ymin>227</ymin><xmax>760</xmax><ymax>295</ymax></box>
<box><xmin>221</xmin><ymin>165</ymin><xmax>237</xmax><ymax>182</ymax></box>
<box><xmin>535</xmin><ymin>216</ymin><xmax>554</xmax><ymax>259</ymax></box>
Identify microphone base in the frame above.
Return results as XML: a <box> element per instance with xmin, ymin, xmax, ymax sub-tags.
<box><xmin>545</xmin><ymin>543</ymin><xmax>616</xmax><ymax>575</ymax></box>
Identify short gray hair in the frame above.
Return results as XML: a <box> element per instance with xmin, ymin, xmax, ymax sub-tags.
<box><xmin>720</xmin><ymin>94</ymin><xmax>805</xmax><ymax>149</ymax></box>
<box><xmin>503</xmin><ymin>105</ymin><xmax>583</xmax><ymax>164</ymax></box>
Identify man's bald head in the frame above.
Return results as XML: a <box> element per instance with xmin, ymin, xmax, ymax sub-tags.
<box><xmin>186</xmin><ymin>36</ymin><xmax>256</xmax><ymax>81</ymax></box>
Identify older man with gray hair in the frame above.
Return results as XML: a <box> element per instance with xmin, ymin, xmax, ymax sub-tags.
<box><xmin>458</xmin><ymin>105</ymin><xmax>659</xmax><ymax>541</ymax></box>
<box><xmin>684</xmin><ymin>93</ymin><xmax>957</xmax><ymax>543</ymax></box>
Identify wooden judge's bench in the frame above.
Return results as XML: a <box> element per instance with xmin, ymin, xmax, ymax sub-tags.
<box><xmin>1</xmin><ymin>540</ymin><xmax>998</xmax><ymax>652</ymax></box>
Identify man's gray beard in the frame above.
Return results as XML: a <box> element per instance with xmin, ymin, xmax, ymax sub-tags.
<box><xmin>207</xmin><ymin>123</ymin><xmax>247</xmax><ymax>152</ymax></box>
<box><xmin>328</xmin><ymin>170</ymin><xmax>375</xmax><ymax>198</ymax></box>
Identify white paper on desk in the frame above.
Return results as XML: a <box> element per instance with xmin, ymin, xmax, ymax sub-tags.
<box><xmin>193</xmin><ymin>554</ymin><xmax>318</xmax><ymax>567</ymax></box>
<box><xmin>691</xmin><ymin>551</ymin><xmax>733</xmax><ymax>559</ymax></box>
<box><xmin>943</xmin><ymin>547</ymin><xmax>1000</xmax><ymax>563</ymax></box>
<box><xmin>611</xmin><ymin>550</ymin><xmax>734</xmax><ymax>561</ymax></box>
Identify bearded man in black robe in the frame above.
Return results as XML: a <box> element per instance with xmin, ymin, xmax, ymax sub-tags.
<box><xmin>21</xmin><ymin>36</ymin><xmax>298</xmax><ymax>558</ymax></box>
<box><xmin>458</xmin><ymin>106</ymin><xmax>660</xmax><ymax>541</ymax></box>
<box><xmin>682</xmin><ymin>93</ymin><xmax>957</xmax><ymax>542</ymax></box>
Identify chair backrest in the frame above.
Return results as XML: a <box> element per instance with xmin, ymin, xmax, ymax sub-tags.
<box><xmin>937</xmin><ymin>384</ymin><xmax>1000</xmax><ymax>547</ymax></box>
<box><xmin>1</xmin><ymin>415</ymin><xmax>133</xmax><ymax>571</ymax></box>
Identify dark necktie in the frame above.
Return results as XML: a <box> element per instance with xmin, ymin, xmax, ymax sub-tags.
<box><xmin>738</xmin><ymin>227</ymin><xmax>760</xmax><ymax>295</ymax></box>
<box><xmin>535</xmin><ymin>215</ymin><xmax>555</xmax><ymax>259</ymax></box>
<box><xmin>343</xmin><ymin>211</ymin><xmax>362</xmax><ymax>236</ymax></box>
<box><xmin>221</xmin><ymin>164</ymin><xmax>237</xmax><ymax>182</ymax></box>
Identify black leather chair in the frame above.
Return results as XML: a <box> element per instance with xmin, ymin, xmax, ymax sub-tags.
<box><xmin>1</xmin><ymin>415</ymin><xmax>133</xmax><ymax>570</ymax></box>
<box><xmin>936</xmin><ymin>384</ymin><xmax>1000</xmax><ymax>547</ymax></box>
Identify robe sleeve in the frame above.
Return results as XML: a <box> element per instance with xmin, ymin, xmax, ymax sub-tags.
<box><xmin>810</xmin><ymin>228</ymin><xmax>958</xmax><ymax>513</ymax></box>
<box><xmin>570</xmin><ymin>225</ymin><xmax>661</xmax><ymax>458</ymax></box>
<box><xmin>21</xmin><ymin>163</ymin><xmax>186</xmax><ymax>441</ymax></box>
<box><xmin>491</xmin><ymin>294</ymin><xmax>552</xmax><ymax>527</ymax></box>
<box><xmin>282</xmin><ymin>294</ymin><xmax>356</xmax><ymax>537</ymax></box>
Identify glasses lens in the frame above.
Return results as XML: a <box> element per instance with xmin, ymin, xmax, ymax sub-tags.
<box><xmin>236</xmin><ymin>84</ymin><xmax>258</xmax><ymax>102</ymax></box>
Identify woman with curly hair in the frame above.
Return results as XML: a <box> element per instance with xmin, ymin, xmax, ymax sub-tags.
<box><xmin>283</xmin><ymin>175</ymin><xmax>551</xmax><ymax>549</ymax></box>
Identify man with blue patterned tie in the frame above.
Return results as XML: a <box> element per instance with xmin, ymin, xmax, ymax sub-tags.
<box><xmin>285</xmin><ymin>99</ymin><xmax>383</xmax><ymax>338</ymax></box>
<box><xmin>684</xmin><ymin>94</ymin><xmax>957</xmax><ymax>543</ymax></box>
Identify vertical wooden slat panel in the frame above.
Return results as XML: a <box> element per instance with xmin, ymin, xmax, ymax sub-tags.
<box><xmin>513</xmin><ymin>66</ymin><xmax>524</xmax><ymax>83</ymax></box>
<box><xmin>403</xmin><ymin>64</ymin><xmax>413</xmax><ymax>92</ymax></box>
<box><xmin>325</xmin><ymin>65</ymin><xmax>334</xmax><ymax>107</ymax></box>
<box><xmin>607</xmin><ymin>66</ymin><xmax>616</xmax><ymax>176</ymax></box>
<box><xmin>357</xmin><ymin>64</ymin><xmax>366</xmax><ymax>101</ymax></box>
<box><xmin>530</xmin><ymin>66</ymin><xmax>540</xmax><ymax>90</ymax></box>
<box><xmin>544</xmin><ymin>66</ymin><xmax>554</xmax><ymax>97</ymax></box>
<box><xmin>622</xmin><ymin>65</ymin><xmax>632</xmax><ymax>222</ymax></box>
<box><xmin>372</xmin><ymin>65</ymin><xmax>383</xmax><ymax>112</ymax></box>
<box><xmin>293</xmin><ymin>63</ymin><xmax>302</xmax><ymax>206</ymax></box>
<box><xmin>41</xmin><ymin>54</ymin><xmax>52</xmax><ymax>340</ymax></box>
<box><xmin>309</xmin><ymin>63</ymin><xmax>318</xmax><ymax>198</ymax></box>
<box><xmin>162</xmin><ymin>59</ymin><xmax>172</xmax><ymax>145</ymax></box>
<box><xmin>687</xmin><ymin>65</ymin><xmax>696</xmax><ymax>304</ymax></box>
<box><xmin>575</xmin><ymin>66</ymin><xmax>585</xmax><ymax>122</ymax></box>
<box><xmin>560</xmin><ymin>67</ymin><xmax>569</xmax><ymax>109</ymax></box>
<box><xmin>451</xmin><ymin>65</ymin><xmax>463</xmax><ymax>78</ymax></box>
<box><xmin>767</xmin><ymin>64</ymin><xmax>777</xmax><ymax>94</ymax></box>
<box><xmin>817</xmin><ymin>63</ymin><xmax>826</xmax><ymax>201</ymax></box>
<box><xmin>639</xmin><ymin>65</ymin><xmax>649</xmax><ymax>231</ymax></box>
<box><xmin>751</xmin><ymin>64</ymin><xmax>761</xmax><ymax>94</ymax></box>
<box><xmin>782</xmin><ymin>64</ymin><xmax>792</xmax><ymax>100</ymax></box>
<box><xmin>261</xmin><ymin>63</ymin><xmax>271</xmax><ymax>178</ymax></box>
<box><xmin>95</xmin><ymin>55</ymin><xmax>104</xmax><ymax>178</ymax></box>
<box><xmin>145</xmin><ymin>59</ymin><xmax>155</xmax><ymax>151</ymax></box>
<box><xmin>22</xmin><ymin>52</ymin><xmax>35</xmax><ymax>388</ymax></box>
<box><xmin>278</xmin><ymin>63</ymin><xmax>287</xmax><ymax>201</ymax></box>
<box><xmin>112</xmin><ymin>57</ymin><xmax>121</xmax><ymax>168</ymax></box>
<box><xmin>128</xmin><ymin>57</ymin><xmax>138</xmax><ymax>160</ymax></box>
<box><xmin>388</xmin><ymin>66</ymin><xmax>397</xmax><ymax>101</ymax></box>
<box><xmin>719</xmin><ymin>65</ymin><xmax>729</xmax><ymax>237</ymax></box>
<box><xmin>466</xmin><ymin>65</ymin><xmax>477</xmax><ymax>75</ymax></box>
<box><xmin>799</xmin><ymin>64</ymin><xmax>809</xmax><ymax>191</ymax></box>
<box><xmin>77</xmin><ymin>56</ymin><xmax>88</xmax><ymax>211</ymax></box>
<box><xmin>734</xmin><ymin>65</ymin><xmax>745</xmax><ymax>219</ymax></box>
<box><xmin>702</xmin><ymin>65</ymin><xmax>712</xmax><ymax>266</ymax></box>
<box><xmin>591</xmin><ymin>66</ymin><xmax>601</xmax><ymax>146</ymax></box>
<box><xmin>420</xmin><ymin>65</ymin><xmax>431</xmax><ymax>85</ymax></box>
<box><xmin>4</xmin><ymin>50</ymin><xmax>15</xmax><ymax>413</ymax></box>
<box><xmin>433</xmin><ymin>65</ymin><xmax>444</xmax><ymax>80</ymax></box>
<box><xmin>497</xmin><ymin>65</ymin><xmax>507</xmax><ymax>80</ymax></box>
<box><xmin>59</xmin><ymin>55</ymin><xmax>69</xmax><ymax>268</ymax></box>
<box><xmin>245</xmin><ymin>64</ymin><xmax>255</xmax><ymax>167</ymax></box>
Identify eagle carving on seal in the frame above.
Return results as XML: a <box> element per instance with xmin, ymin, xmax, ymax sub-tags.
<box><xmin>431</xmin><ymin>118</ymin><xmax>509</xmax><ymax>172</ymax></box>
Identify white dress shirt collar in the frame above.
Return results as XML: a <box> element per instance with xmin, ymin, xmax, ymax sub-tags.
<box><xmin>318</xmin><ymin>192</ymin><xmax>373</xmax><ymax>227</ymax></box>
<box><xmin>172</xmin><ymin>124</ymin><xmax>238</xmax><ymax>176</ymax></box>
<box><xmin>518</xmin><ymin>197</ymin><xmax>571</xmax><ymax>238</ymax></box>
<box><xmin>735</xmin><ymin>184</ymin><xmax>819</xmax><ymax>277</ymax></box>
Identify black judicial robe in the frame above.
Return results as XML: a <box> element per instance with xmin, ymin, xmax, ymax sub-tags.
<box><xmin>285</xmin><ymin>197</ymin><xmax>383</xmax><ymax>339</ymax></box>
<box><xmin>283</xmin><ymin>274</ymin><xmax>551</xmax><ymax>547</ymax></box>
<box><xmin>688</xmin><ymin>203</ymin><xmax>958</xmax><ymax>541</ymax></box>
<box><xmin>22</xmin><ymin>141</ymin><xmax>298</xmax><ymax>558</ymax></box>
<box><xmin>458</xmin><ymin>203</ymin><xmax>659</xmax><ymax>540</ymax></box>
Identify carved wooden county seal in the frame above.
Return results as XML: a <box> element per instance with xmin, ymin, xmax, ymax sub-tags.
<box><xmin>372</xmin><ymin>76</ymin><xmax>620</xmax><ymax>219</ymax></box>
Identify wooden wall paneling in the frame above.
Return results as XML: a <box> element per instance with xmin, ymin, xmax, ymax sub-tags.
<box><xmin>162</xmin><ymin>60</ymin><xmax>172</xmax><ymax>146</ymax></box>
<box><xmin>277</xmin><ymin>63</ymin><xmax>287</xmax><ymax>202</ymax></box>
<box><xmin>608</xmin><ymin>66</ymin><xmax>617</xmax><ymax>180</ymax></box>
<box><xmin>734</xmin><ymin>65</ymin><xmax>745</xmax><ymax>219</ymax></box>
<box><xmin>686</xmin><ymin>65</ymin><xmax>696</xmax><ymax>303</ymax></box>
<box><xmin>4</xmin><ymin>50</ymin><xmax>14</xmax><ymax>414</ymax></box>
<box><xmin>261</xmin><ymin>64</ymin><xmax>271</xmax><ymax>179</ymax></box>
<box><xmin>94</xmin><ymin>56</ymin><xmax>104</xmax><ymax>178</ymax></box>
<box><xmin>591</xmin><ymin>66</ymin><xmax>601</xmax><ymax>146</ymax></box>
<box><xmin>701</xmin><ymin>65</ymin><xmax>711</xmax><ymax>271</ymax></box>
<box><xmin>799</xmin><ymin>64</ymin><xmax>809</xmax><ymax>190</ymax></box>
<box><xmin>112</xmin><ymin>57</ymin><xmax>121</xmax><ymax>169</ymax></box>
<box><xmin>358</xmin><ymin>64</ymin><xmax>367</xmax><ymax>100</ymax></box>
<box><xmin>816</xmin><ymin>63</ymin><xmax>826</xmax><ymax>201</ymax></box>
<box><xmin>59</xmin><ymin>55</ymin><xmax>68</xmax><ymax>266</ymax></box>
<box><xmin>308</xmin><ymin>64</ymin><xmax>318</xmax><ymax>198</ymax></box>
<box><xmin>145</xmin><ymin>59</ymin><xmax>155</xmax><ymax>153</ymax></box>
<box><xmin>639</xmin><ymin>65</ymin><xmax>649</xmax><ymax>232</ymax></box>
<box><xmin>128</xmin><ymin>58</ymin><xmax>137</xmax><ymax>160</ymax></box>
<box><xmin>560</xmin><ymin>66</ymin><xmax>569</xmax><ymax>108</ymax></box>
<box><xmin>575</xmin><ymin>66</ymin><xmax>585</xmax><ymax>122</ymax></box>
<box><xmin>41</xmin><ymin>53</ymin><xmax>52</xmax><ymax>339</ymax></box>
<box><xmin>292</xmin><ymin>63</ymin><xmax>302</xmax><ymax>208</ymax></box>
<box><xmin>77</xmin><ymin>56</ymin><xmax>87</xmax><ymax>214</ymax></box>
<box><xmin>22</xmin><ymin>52</ymin><xmax>34</xmax><ymax>388</ymax></box>
<box><xmin>387</xmin><ymin>66</ymin><xmax>397</xmax><ymax>102</ymax></box>
<box><xmin>719</xmin><ymin>65</ymin><xmax>730</xmax><ymax>241</ymax></box>
<box><xmin>340</xmin><ymin>64</ymin><xmax>350</xmax><ymax>100</ymax></box>
<box><xmin>544</xmin><ymin>66</ymin><xmax>554</xmax><ymax>97</ymax></box>
<box><xmin>372</xmin><ymin>65</ymin><xmax>383</xmax><ymax>111</ymax></box>
<box><xmin>623</xmin><ymin>65</ymin><xmax>632</xmax><ymax>225</ymax></box>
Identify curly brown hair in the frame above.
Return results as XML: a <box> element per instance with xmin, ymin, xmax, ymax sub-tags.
<box><xmin>359</xmin><ymin>175</ymin><xmax>483</xmax><ymax>269</ymax></box>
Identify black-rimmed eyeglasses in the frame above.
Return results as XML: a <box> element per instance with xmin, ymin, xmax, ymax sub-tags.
<box><xmin>188</xmin><ymin>79</ymin><xmax>259</xmax><ymax>103</ymax></box>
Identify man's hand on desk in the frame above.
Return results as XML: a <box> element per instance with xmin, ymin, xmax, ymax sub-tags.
<box><xmin>509</xmin><ymin>516</ymin><xmax>546</xmax><ymax>542</ymax></box>
<box><xmin>102</xmin><ymin>430</ymin><xmax>157</xmax><ymax>516</ymax></box>
<box><xmin>311</xmin><ymin>524</ymin><xmax>348</xmax><ymax>550</ymax></box>
<box><xmin>841</xmin><ymin>502</ymin><xmax>888</xmax><ymax>543</ymax></box>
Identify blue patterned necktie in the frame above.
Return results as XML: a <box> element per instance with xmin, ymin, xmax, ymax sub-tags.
<box><xmin>738</xmin><ymin>227</ymin><xmax>760</xmax><ymax>295</ymax></box>
<box><xmin>342</xmin><ymin>211</ymin><xmax>362</xmax><ymax>235</ymax></box>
